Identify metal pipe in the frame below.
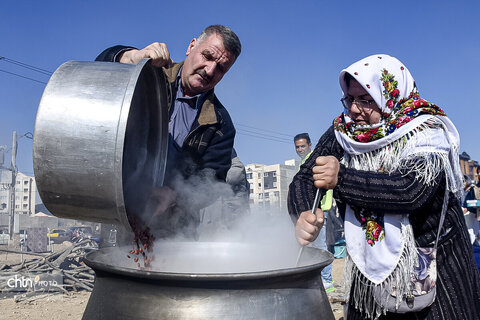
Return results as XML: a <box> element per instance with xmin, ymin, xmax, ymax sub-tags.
<box><xmin>8</xmin><ymin>131</ymin><xmax>16</xmax><ymax>242</ymax></box>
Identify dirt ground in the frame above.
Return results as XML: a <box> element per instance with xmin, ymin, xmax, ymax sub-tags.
<box><xmin>1</xmin><ymin>247</ymin><xmax>346</xmax><ymax>320</ymax></box>
<box><xmin>330</xmin><ymin>257</ymin><xmax>346</xmax><ymax>320</ymax></box>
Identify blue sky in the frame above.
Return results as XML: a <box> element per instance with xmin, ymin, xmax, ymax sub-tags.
<box><xmin>1</xmin><ymin>0</ymin><xmax>479</xmax><ymax>177</ymax></box>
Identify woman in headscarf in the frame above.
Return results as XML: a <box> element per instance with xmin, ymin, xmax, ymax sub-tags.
<box><xmin>288</xmin><ymin>54</ymin><xmax>480</xmax><ymax>319</ymax></box>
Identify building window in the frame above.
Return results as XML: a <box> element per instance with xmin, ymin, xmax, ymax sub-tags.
<box><xmin>274</xmin><ymin>191</ymin><xmax>279</xmax><ymax>197</ymax></box>
<box><xmin>23</xmin><ymin>204</ymin><xmax>28</xmax><ymax>208</ymax></box>
<box><xmin>246</xmin><ymin>173</ymin><xmax>252</xmax><ymax>179</ymax></box>
<box><xmin>264</xmin><ymin>172</ymin><xmax>268</xmax><ymax>177</ymax></box>
<box><xmin>258</xmin><ymin>173</ymin><xmax>261</xmax><ymax>179</ymax></box>
<box><xmin>273</xmin><ymin>172</ymin><xmax>277</xmax><ymax>177</ymax></box>
<box><xmin>23</xmin><ymin>196</ymin><xmax>28</xmax><ymax>201</ymax></box>
<box><xmin>250</xmin><ymin>189</ymin><xmax>253</xmax><ymax>194</ymax></box>
<box><xmin>24</xmin><ymin>188</ymin><xmax>28</xmax><ymax>192</ymax></box>
<box><xmin>258</xmin><ymin>183</ymin><xmax>261</xmax><ymax>188</ymax></box>
<box><xmin>273</xmin><ymin>181</ymin><xmax>277</xmax><ymax>188</ymax></box>
<box><xmin>15</xmin><ymin>205</ymin><xmax>19</xmax><ymax>209</ymax></box>
<box><xmin>264</xmin><ymin>192</ymin><xmax>269</xmax><ymax>199</ymax></box>
<box><xmin>17</xmin><ymin>181</ymin><xmax>21</xmax><ymax>184</ymax></box>
<box><xmin>24</xmin><ymin>180</ymin><xmax>28</xmax><ymax>185</ymax></box>
<box><xmin>259</xmin><ymin>193</ymin><xmax>263</xmax><ymax>199</ymax></box>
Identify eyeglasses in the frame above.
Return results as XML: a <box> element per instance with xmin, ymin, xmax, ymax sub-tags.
<box><xmin>340</xmin><ymin>96</ymin><xmax>376</xmax><ymax>110</ymax></box>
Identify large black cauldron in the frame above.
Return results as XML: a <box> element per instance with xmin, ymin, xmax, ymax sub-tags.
<box><xmin>82</xmin><ymin>242</ymin><xmax>335</xmax><ymax>320</ymax></box>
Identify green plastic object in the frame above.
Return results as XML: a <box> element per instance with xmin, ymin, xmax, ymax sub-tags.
<box><xmin>320</xmin><ymin>189</ymin><xmax>333</xmax><ymax>211</ymax></box>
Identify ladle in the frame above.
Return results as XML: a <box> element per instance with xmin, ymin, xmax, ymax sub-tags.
<box><xmin>295</xmin><ymin>188</ymin><xmax>322</xmax><ymax>266</ymax></box>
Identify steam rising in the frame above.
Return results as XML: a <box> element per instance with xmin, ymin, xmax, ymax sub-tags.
<box><xmin>115</xmin><ymin>166</ymin><xmax>314</xmax><ymax>274</ymax></box>
<box><xmin>150</xmin><ymin>208</ymin><xmax>301</xmax><ymax>273</ymax></box>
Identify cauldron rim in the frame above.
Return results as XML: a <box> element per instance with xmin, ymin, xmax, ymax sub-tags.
<box><xmin>84</xmin><ymin>245</ymin><xmax>334</xmax><ymax>282</ymax></box>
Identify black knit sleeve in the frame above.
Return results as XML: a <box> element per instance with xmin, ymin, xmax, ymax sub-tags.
<box><xmin>287</xmin><ymin>125</ymin><xmax>344</xmax><ymax>221</ymax></box>
<box><xmin>335</xmin><ymin>164</ymin><xmax>443</xmax><ymax>215</ymax></box>
<box><xmin>288</xmin><ymin>124</ymin><xmax>443</xmax><ymax>220</ymax></box>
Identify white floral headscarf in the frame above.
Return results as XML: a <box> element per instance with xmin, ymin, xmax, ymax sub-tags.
<box><xmin>334</xmin><ymin>54</ymin><xmax>446</xmax><ymax>143</ymax></box>
<box><xmin>340</xmin><ymin>54</ymin><xmax>415</xmax><ymax>118</ymax></box>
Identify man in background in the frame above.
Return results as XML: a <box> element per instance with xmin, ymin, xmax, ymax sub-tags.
<box><xmin>293</xmin><ymin>133</ymin><xmax>335</xmax><ymax>292</ymax></box>
<box><xmin>294</xmin><ymin>133</ymin><xmax>312</xmax><ymax>165</ymax></box>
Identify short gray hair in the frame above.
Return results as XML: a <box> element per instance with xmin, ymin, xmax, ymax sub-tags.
<box><xmin>197</xmin><ymin>25</ymin><xmax>241</xmax><ymax>60</ymax></box>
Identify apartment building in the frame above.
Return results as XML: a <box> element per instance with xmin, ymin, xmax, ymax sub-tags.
<box><xmin>0</xmin><ymin>169</ymin><xmax>36</xmax><ymax>216</ymax></box>
<box><xmin>245</xmin><ymin>159</ymin><xmax>298</xmax><ymax>211</ymax></box>
<box><xmin>460</xmin><ymin>151</ymin><xmax>480</xmax><ymax>183</ymax></box>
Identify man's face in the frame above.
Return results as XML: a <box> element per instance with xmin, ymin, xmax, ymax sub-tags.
<box><xmin>295</xmin><ymin>138</ymin><xmax>312</xmax><ymax>159</ymax></box>
<box><xmin>181</xmin><ymin>33</ymin><xmax>236</xmax><ymax>97</ymax></box>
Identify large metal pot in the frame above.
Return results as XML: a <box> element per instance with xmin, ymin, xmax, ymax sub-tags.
<box><xmin>83</xmin><ymin>243</ymin><xmax>335</xmax><ymax>320</ymax></box>
<box><xmin>33</xmin><ymin>59</ymin><xmax>169</xmax><ymax>229</ymax></box>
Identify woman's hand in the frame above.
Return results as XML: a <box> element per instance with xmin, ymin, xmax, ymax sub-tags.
<box><xmin>295</xmin><ymin>208</ymin><xmax>324</xmax><ymax>246</ymax></box>
<box><xmin>313</xmin><ymin>156</ymin><xmax>340</xmax><ymax>189</ymax></box>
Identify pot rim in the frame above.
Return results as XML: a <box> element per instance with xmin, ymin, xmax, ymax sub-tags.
<box><xmin>84</xmin><ymin>245</ymin><xmax>334</xmax><ymax>281</ymax></box>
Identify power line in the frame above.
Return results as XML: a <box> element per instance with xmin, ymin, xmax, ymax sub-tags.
<box><xmin>0</xmin><ymin>69</ymin><xmax>47</xmax><ymax>84</ymax></box>
<box><xmin>0</xmin><ymin>56</ymin><xmax>53</xmax><ymax>75</ymax></box>
<box><xmin>236</xmin><ymin>130</ymin><xmax>291</xmax><ymax>144</ymax></box>
<box><xmin>236</xmin><ymin>123</ymin><xmax>293</xmax><ymax>138</ymax></box>
<box><xmin>236</xmin><ymin>128</ymin><xmax>291</xmax><ymax>142</ymax></box>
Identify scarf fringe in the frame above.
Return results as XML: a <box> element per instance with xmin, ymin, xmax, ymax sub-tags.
<box><xmin>344</xmin><ymin>218</ymin><xmax>418</xmax><ymax>320</ymax></box>
<box><xmin>342</xmin><ymin>118</ymin><xmax>463</xmax><ymax>199</ymax></box>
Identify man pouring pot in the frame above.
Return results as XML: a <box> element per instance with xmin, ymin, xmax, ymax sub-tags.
<box><xmin>96</xmin><ymin>25</ymin><xmax>241</xmax><ymax>240</ymax></box>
